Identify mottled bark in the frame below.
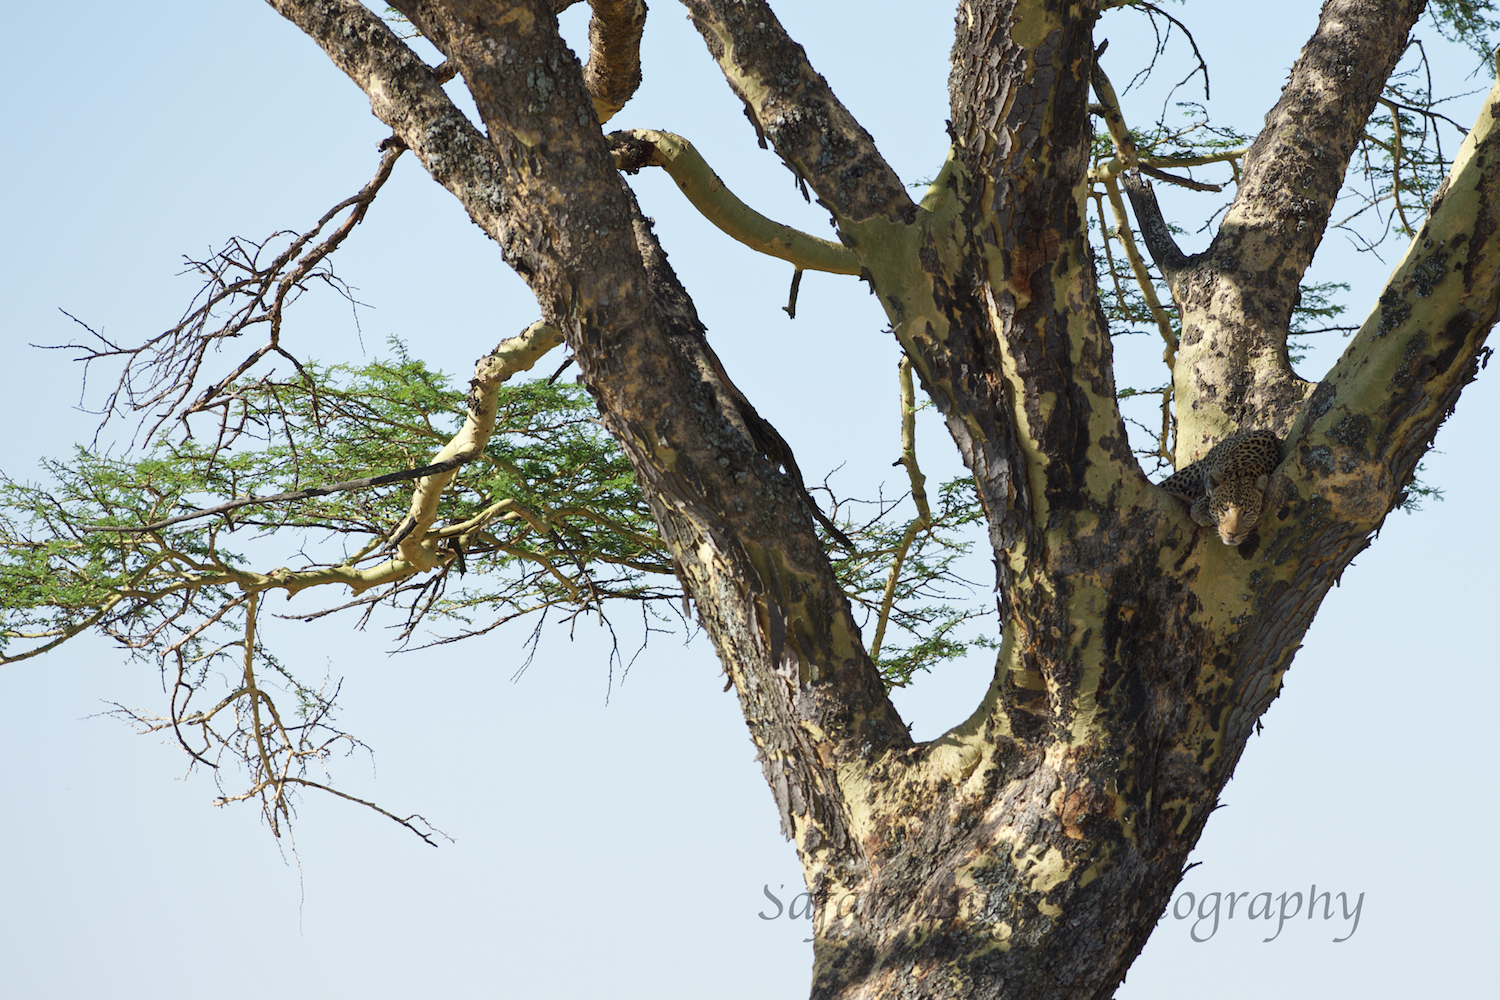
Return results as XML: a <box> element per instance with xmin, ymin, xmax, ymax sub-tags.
<box><xmin>581</xmin><ymin>0</ymin><xmax>647</xmax><ymax>123</ymax></box>
<box><xmin>1168</xmin><ymin>0</ymin><xmax>1427</xmax><ymax>456</ymax></box>
<box><xmin>263</xmin><ymin>1</ymin><xmax>1498</xmax><ymax>998</ymax></box>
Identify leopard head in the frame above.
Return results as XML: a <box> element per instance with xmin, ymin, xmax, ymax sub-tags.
<box><xmin>1204</xmin><ymin>468</ymin><xmax>1271</xmax><ymax>545</ymax></box>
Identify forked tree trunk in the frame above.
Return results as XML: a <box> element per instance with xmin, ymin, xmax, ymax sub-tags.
<box><xmin>269</xmin><ymin>1</ymin><xmax>1498</xmax><ymax>997</ymax></box>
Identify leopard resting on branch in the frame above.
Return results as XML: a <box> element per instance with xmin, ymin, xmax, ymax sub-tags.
<box><xmin>1157</xmin><ymin>429</ymin><xmax>1284</xmax><ymax>546</ymax></box>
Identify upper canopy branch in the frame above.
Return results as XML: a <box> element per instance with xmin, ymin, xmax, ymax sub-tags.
<box><xmin>1204</xmin><ymin>0</ymin><xmax>1424</xmax><ymax>325</ymax></box>
<box><xmin>582</xmin><ymin>0</ymin><xmax>647</xmax><ymax>124</ymax></box>
<box><xmin>1292</xmin><ymin>74</ymin><xmax>1500</xmax><ymax>522</ymax></box>
<box><xmin>678</xmin><ymin>0</ymin><xmax>916</xmax><ymax>227</ymax></box>
<box><xmin>1219</xmin><ymin>76</ymin><xmax>1500</xmax><ymax>756</ymax></box>
<box><xmin>1164</xmin><ymin>0</ymin><xmax>1425</xmax><ymax>450</ymax></box>
<box><xmin>266</xmin><ymin>0</ymin><xmax>514</xmax><ymax>245</ymax></box>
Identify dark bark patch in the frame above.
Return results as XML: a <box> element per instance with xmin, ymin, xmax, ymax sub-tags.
<box><xmin>1306</xmin><ymin>379</ymin><xmax>1336</xmax><ymax>420</ymax></box>
<box><xmin>1376</xmin><ymin>284</ymin><xmax>1412</xmax><ymax>337</ymax></box>
<box><xmin>1329</xmin><ymin>413</ymin><xmax>1371</xmax><ymax>455</ymax></box>
<box><xmin>1301</xmin><ymin>443</ymin><xmax>1334</xmax><ymax>476</ymax></box>
<box><xmin>1409</xmin><ymin>242</ymin><xmax>1452</xmax><ymax>298</ymax></box>
<box><xmin>1434</xmin><ymin>309</ymin><xmax>1479</xmax><ymax>374</ymax></box>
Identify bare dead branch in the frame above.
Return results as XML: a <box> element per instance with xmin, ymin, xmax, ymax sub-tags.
<box><xmin>48</xmin><ymin>144</ymin><xmax>404</xmax><ymax>446</ymax></box>
<box><xmin>273</xmin><ymin>778</ymin><xmax>453</xmax><ymax>847</ymax></box>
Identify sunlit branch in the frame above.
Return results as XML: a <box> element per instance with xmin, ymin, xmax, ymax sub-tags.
<box><xmin>390</xmin><ymin>321</ymin><xmax>567</xmax><ymax>571</ymax></box>
<box><xmin>1092</xmin><ymin>190</ymin><xmax>1136</xmax><ymax>318</ymax></box>
<box><xmin>583</xmin><ymin>1</ymin><xmax>647</xmax><ymax>124</ymax></box>
<box><xmin>870</xmin><ymin>358</ymin><xmax>929</xmax><ymax>664</ymax></box>
<box><xmin>609</xmin><ymin>129</ymin><xmax>861</xmax><ymax>275</ymax></box>
<box><xmin>1090</xmin><ymin>58</ymin><xmax>1140</xmax><ymax>171</ymax></box>
<box><xmin>1101</xmin><ymin>178</ymin><xmax>1179</xmax><ymax>362</ymax></box>
<box><xmin>1379</xmin><ymin>97</ymin><xmax>1415</xmax><ymax>234</ymax></box>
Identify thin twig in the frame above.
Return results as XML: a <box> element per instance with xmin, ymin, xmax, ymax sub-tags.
<box><xmin>79</xmin><ymin>457</ymin><xmax>468</xmax><ymax>534</ymax></box>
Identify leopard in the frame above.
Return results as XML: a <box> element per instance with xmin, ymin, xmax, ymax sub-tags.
<box><xmin>1157</xmin><ymin>429</ymin><xmax>1283</xmax><ymax>546</ymax></box>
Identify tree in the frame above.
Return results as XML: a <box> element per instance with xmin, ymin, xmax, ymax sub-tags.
<box><xmin>3</xmin><ymin>1</ymin><xmax>1498</xmax><ymax>998</ymax></box>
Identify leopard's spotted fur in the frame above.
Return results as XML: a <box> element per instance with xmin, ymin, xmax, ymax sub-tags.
<box><xmin>1158</xmin><ymin>429</ymin><xmax>1283</xmax><ymax>545</ymax></box>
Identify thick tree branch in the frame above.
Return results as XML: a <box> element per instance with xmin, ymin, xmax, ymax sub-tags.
<box><xmin>609</xmin><ymin>129</ymin><xmax>861</xmax><ymax>274</ymax></box>
<box><xmin>1169</xmin><ymin>0</ymin><xmax>1425</xmax><ymax>451</ymax></box>
<box><xmin>583</xmin><ymin>0</ymin><xmax>647</xmax><ymax>124</ymax></box>
<box><xmin>266</xmin><ymin>0</ymin><xmax>513</xmax><ymax>244</ymax></box>
<box><xmin>1120</xmin><ymin>170</ymin><xmax>1191</xmax><ymax>279</ymax></box>
<box><xmin>678</xmin><ymin>0</ymin><xmax>915</xmax><ymax>227</ymax></box>
<box><xmin>1216</xmin><ymin>74</ymin><xmax>1500</xmax><ymax>783</ymax></box>
<box><xmin>272</xmin><ymin>0</ymin><xmax>911</xmax><ymax>859</ymax></box>
<box><xmin>1222</xmin><ymin>0</ymin><xmax>1424</xmax><ymax>289</ymax></box>
<box><xmin>1294</xmin><ymin>75</ymin><xmax>1500</xmax><ymax>546</ymax></box>
<box><xmin>935</xmin><ymin>1</ymin><xmax>1135</xmax><ymax>603</ymax></box>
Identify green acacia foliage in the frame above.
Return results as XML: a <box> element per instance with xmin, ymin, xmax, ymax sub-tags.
<box><xmin>0</xmin><ymin>344</ymin><xmax>988</xmax><ymax>687</ymax></box>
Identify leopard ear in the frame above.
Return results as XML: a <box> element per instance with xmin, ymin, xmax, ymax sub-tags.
<box><xmin>1255</xmin><ymin>473</ymin><xmax>1269</xmax><ymax>492</ymax></box>
<box><xmin>1206</xmin><ymin>467</ymin><xmax>1224</xmax><ymax>488</ymax></box>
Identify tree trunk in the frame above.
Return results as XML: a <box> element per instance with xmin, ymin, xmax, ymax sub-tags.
<box><xmin>267</xmin><ymin>1</ymin><xmax>1500</xmax><ymax>996</ymax></box>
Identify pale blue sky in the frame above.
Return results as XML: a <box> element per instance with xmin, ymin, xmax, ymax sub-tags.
<box><xmin>1</xmin><ymin>3</ymin><xmax>1494</xmax><ymax>997</ymax></box>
